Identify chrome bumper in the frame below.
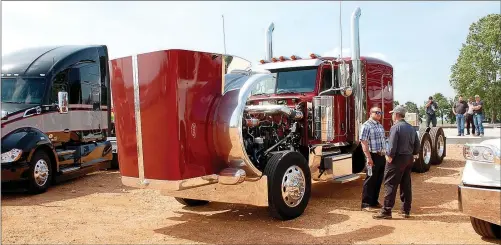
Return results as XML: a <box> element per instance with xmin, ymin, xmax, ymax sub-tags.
<box><xmin>458</xmin><ymin>183</ymin><xmax>501</xmax><ymax>225</ymax></box>
<box><xmin>122</xmin><ymin>175</ymin><xmax>269</xmax><ymax>207</ymax></box>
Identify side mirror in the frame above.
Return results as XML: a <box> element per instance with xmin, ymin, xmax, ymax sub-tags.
<box><xmin>338</xmin><ymin>62</ymin><xmax>352</xmax><ymax>97</ymax></box>
<box><xmin>58</xmin><ymin>91</ymin><xmax>69</xmax><ymax>114</ymax></box>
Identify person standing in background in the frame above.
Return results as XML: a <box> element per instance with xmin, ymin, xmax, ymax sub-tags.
<box><xmin>452</xmin><ymin>95</ymin><xmax>468</xmax><ymax>136</ymax></box>
<box><xmin>472</xmin><ymin>95</ymin><xmax>485</xmax><ymax>136</ymax></box>
<box><xmin>465</xmin><ymin>97</ymin><xmax>475</xmax><ymax>136</ymax></box>
<box><xmin>425</xmin><ymin>96</ymin><xmax>438</xmax><ymax>128</ymax></box>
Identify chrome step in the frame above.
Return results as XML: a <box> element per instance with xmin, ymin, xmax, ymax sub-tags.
<box><xmin>57</xmin><ymin>150</ymin><xmax>76</xmax><ymax>156</ymax></box>
<box><xmin>60</xmin><ymin>166</ymin><xmax>80</xmax><ymax>173</ymax></box>
<box><xmin>332</xmin><ymin>174</ymin><xmax>360</xmax><ymax>183</ymax></box>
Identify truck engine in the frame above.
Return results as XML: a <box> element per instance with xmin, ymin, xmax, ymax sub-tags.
<box><xmin>242</xmin><ymin>102</ymin><xmax>305</xmax><ymax>171</ymax></box>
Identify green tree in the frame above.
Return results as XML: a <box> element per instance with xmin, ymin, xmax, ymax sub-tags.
<box><xmin>404</xmin><ymin>101</ymin><xmax>418</xmax><ymax>114</ymax></box>
<box><xmin>450</xmin><ymin>13</ymin><xmax>501</xmax><ymax>123</ymax></box>
<box><xmin>393</xmin><ymin>100</ymin><xmax>400</xmax><ymax>107</ymax></box>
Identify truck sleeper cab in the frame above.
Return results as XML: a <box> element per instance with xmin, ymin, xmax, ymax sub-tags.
<box><xmin>1</xmin><ymin>45</ymin><xmax>115</xmax><ymax>193</ymax></box>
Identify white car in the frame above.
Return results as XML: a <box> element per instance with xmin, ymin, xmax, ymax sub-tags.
<box><xmin>458</xmin><ymin>138</ymin><xmax>500</xmax><ymax>239</ymax></box>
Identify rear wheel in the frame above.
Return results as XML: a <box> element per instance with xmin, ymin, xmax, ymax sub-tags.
<box><xmin>412</xmin><ymin>131</ymin><xmax>432</xmax><ymax>173</ymax></box>
<box><xmin>264</xmin><ymin>151</ymin><xmax>311</xmax><ymax>220</ymax></box>
<box><xmin>174</xmin><ymin>198</ymin><xmax>209</xmax><ymax>206</ymax></box>
<box><xmin>27</xmin><ymin>150</ymin><xmax>52</xmax><ymax>194</ymax></box>
<box><xmin>470</xmin><ymin>217</ymin><xmax>501</xmax><ymax>239</ymax></box>
<box><xmin>429</xmin><ymin>127</ymin><xmax>446</xmax><ymax>165</ymax></box>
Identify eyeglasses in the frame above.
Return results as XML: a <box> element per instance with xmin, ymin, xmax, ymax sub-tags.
<box><xmin>372</xmin><ymin>111</ymin><xmax>383</xmax><ymax>115</ymax></box>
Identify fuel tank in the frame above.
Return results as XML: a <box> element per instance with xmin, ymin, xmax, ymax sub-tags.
<box><xmin>110</xmin><ymin>49</ymin><xmax>270</xmax><ymax>182</ymax></box>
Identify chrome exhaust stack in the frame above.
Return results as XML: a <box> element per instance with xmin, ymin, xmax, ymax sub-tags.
<box><xmin>351</xmin><ymin>7</ymin><xmax>365</xmax><ymax>143</ymax></box>
<box><xmin>265</xmin><ymin>22</ymin><xmax>275</xmax><ymax>61</ymax></box>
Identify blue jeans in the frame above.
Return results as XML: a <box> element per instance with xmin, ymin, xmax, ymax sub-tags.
<box><xmin>456</xmin><ymin>114</ymin><xmax>465</xmax><ymax>135</ymax></box>
<box><xmin>474</xmin><ymin>113</ymin><xmax>484</xmax><ymax>134</ymax></box>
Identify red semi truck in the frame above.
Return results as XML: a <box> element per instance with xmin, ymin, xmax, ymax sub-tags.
<box><xmin>111</xmin><ymin>7</ymin><xmax>446</xmax><ymax>220</ymax></box>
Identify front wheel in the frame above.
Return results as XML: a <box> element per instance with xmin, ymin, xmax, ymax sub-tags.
<box><xmin>27</xmin><ymin>150</ymin><xmax>52</xmax><ymax>194</ymax></box>
<box><xmin>264</xmin><ymin>151</ymin><xmax>311</xmax><ymax>220</ymax></box>
<box><xmin>470</xmin><ymin>217</ymin><xmax>501</xmax><ymax>239</ymax></box>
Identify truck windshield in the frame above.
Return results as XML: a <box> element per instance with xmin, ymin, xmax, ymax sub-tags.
<box><xmin>251</xmin><ymin>67</ymin><xmax>318</xmax><ymax>95</ymax></box>
<box><xmin>1</xmin><ymin>78</ymin><xmax>46</xmax><ymax>104</ymax></box>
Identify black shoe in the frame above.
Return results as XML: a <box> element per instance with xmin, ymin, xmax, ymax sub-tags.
<box><xmin>398</xmin><ymin>211</ymin><xmax>410</xmax><ymax>218</ymax></box>
<box><xmin>466</xmin><ymin>132</ymin><xmax>470</xmax><ymax>135</ymax></box>
<box><xmin>373</xmin><ymin>211</ymin><xmax>392</xmax><ymax>219</ymax></box>
<box><xmin>481</xmin><ymin>133</ymin><xmax>484</xmax><ymax>136</ymax></box>
<box><xmin>457</xmin><ymin>134</ymin><xmax>461</xmax><ymax>136</ymax></box>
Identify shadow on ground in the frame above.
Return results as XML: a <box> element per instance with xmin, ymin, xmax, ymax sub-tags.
<box><xmin>1</xmin><ymin>170</ymin><xmax>135</xmax><ymax>206</ymax></box>
<box><xmin>153</xmin><ymin>146</ymin><xmax>471</xmax><ymax>243</ymax></box>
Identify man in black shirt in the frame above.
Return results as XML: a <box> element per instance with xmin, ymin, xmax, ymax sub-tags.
<box><xmin>425</xmin><ymin>96</ymin><xmax>438</xmax><ymax>128</ymax></box>
<box><xmin>452</xmin><ymin>95</ymin><xmax>468</xmax><ymax>136</ymax></box>
<box><xmin>373</xmin><ymin>105</ymin><xmax>420</xmax><ymax>219</ymax></box>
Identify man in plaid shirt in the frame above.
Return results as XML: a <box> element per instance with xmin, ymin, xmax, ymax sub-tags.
<box><xmin>359</xmin><ymin>106</ymin><xmax>387</xmax><ymax>211</ymax></box>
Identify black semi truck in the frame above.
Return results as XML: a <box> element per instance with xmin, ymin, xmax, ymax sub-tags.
<box><xmin>1</xmin><ymin>45</ymin><xmax>119</xmax><ymax>193</ymax></box>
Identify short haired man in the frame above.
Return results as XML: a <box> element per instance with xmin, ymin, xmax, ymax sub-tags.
<box><xmin>452</xmin><ymin>95</ymin><xmax>468</xmax><ymax>136</ymax></box>
<box><xmin>359</xmin><ymin>106</ymin><xmax>386</xmax><ymax>211</ymax></box>
<box><xmin>465</xmin><ymin>97</ymin><xmax>475</xmax><ymax>136</ymax></box>
<box><xmin>425</xmin><ymin>96</ymin><xmax>438</xmax><ymax>128</ymax></box>
<box><xmin>472</xmin><ymin>95</ymin><xmax>484</xmax><ymax>136</ymax></box>
<box><xmin>373</xmin><ymin>105</ymin><xmax>420</xmax><ymax>219</ymax></box>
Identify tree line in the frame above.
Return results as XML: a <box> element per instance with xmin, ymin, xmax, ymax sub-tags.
<box><xmin>394</xmin><ymin>13</ymin><xmax>500</xmax><ymax>125</ymax></box>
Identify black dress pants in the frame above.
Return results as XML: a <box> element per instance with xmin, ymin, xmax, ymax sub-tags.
<box><xmin>382</xmin><ymin>154</ymin><xmax>414</xmax><ymax>214</ymax></box>
<box><xmin>361</xmin><ymin>153</ymin><xmax>386</xmax><ymax>207</ymax></box>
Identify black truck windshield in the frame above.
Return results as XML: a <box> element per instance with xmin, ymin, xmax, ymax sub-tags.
<box><xmin>251</xmin><ymin>67</ymin><xmax>318</xmax><ymax>95</ymax></box>
<box><xmin>1</xmin><ymin>78</ymin><xmax>46</xmax><ymax>104</ymax></box>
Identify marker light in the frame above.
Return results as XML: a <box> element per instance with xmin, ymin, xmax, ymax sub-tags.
<box><xmin>271</xmin><ymin>57</ymin><xmax>278</xmax><ymax>62</ymax></box>
<box><xmin>259</xmin><ymin>60</ymin><xmax>267</xmax><ymax>64</ymax></box>
<box><xmin>310</xmin><ymin>53</ymin><xmax>320</xmax><ymax>59</ymax></box>
<box><xmin>279</xmin><ymin>56</ymin><xmax>288</xmax><ymax>62</ymax></box>
<box><xmin>290</xmin><ymin>55</ymin><xmax>301</xmax><ymax>60</ymax></box>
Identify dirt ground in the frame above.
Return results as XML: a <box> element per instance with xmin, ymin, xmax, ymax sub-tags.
<box><xmin>1</xmin><ymin>144</ymin><xmax>499</xmax><ymax>244</ymax></box>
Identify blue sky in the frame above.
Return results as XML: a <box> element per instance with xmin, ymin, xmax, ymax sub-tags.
<box><xmin>2</xmin><ymin>1</ymin><xmax>499</xmax><ymax>105</ymax></box>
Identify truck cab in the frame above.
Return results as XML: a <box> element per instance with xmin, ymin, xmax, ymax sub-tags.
<box><xmin>1</xmin><ymin>45</ymin><xmax>115</xmax><ymax>193</ymax></box>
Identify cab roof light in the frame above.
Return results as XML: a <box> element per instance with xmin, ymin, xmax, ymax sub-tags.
<box><xmin>279</xmin><ymin>56</ymin><xmax>289</xmax><ymax>62</ymax></box>
<box><xmin>309</xmin><ymin>53</ymin><xmax>321</xmax><ymax>59</ymax></box>
<box><xmin>290</xmin><ymin>55</ymin><xmax>301</xmax><ymax>60</ymax></box>
<box><xmin>271</xmin><ymin>57</ymin><xmax>279</xmax><ymax>62</ymax></box>
<box><xmin>259</xmin><ymin>59</ymin><xmax>268</xmax><ymax>64</ymax></box>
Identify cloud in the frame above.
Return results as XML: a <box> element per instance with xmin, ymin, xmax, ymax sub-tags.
<box><xmin>322</xmin><ymin>47</ymin><xmax>351</xmax><ymax>58</ymax></box>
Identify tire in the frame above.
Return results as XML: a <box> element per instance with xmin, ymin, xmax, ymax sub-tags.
<box><xmin>264</xmin><ymin>151</ymin><xmax>311</xmax><ymax>220</ymax></box>
<box><xmin>27</xmin><ymin>150</ymin><xmax>52</xmax><ymax>194</ymax></box>
<box><xmin>470</xmin><ymin>217</ymin><xmax>501</xmax><ymax>239</ymax></box>
<box><xmin>412</xmin><ymin>131</ymin><xmax>432</xmax><ymax>173</ymax></box>
<box><xmin>174</xmin><ymin>197</ymin><xmax>209</xmax><ymax>206</ymax></box>
<box><xmin>429</xmin><ymin>127</ymin><xmax>446</xmax><ymax>165</ymax></box>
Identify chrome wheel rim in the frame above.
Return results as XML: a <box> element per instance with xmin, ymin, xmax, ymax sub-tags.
<box><xmin>34</xmin><ymin>159</ymin><xmax>49</xmax><ymax>187</ymax></box>
<box><xmin>437</xmin><ymin>135</ymin><xmax>445</xmax><ymax>158</ymax></box>
<box><xmin>281</xmin><ymin>165</ymin><xmax>306</xmax><ymax>208</ymax></box>
<box><xmin>423</xmin><ymin>140</ymin><xmax>432</xmax><ymax>165</ymax></box>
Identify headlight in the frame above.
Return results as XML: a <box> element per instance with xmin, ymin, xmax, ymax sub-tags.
<box><xmin>1</xmin><ymin>148</ymin><xmax>23</xmax><ymax>163</ymax></box>
<box><xmin>463</xmin><ymin>144</ymin><xmax>500</xmax><ymax>164</ymax></box>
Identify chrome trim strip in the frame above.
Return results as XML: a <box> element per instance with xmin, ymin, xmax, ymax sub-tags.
<box><xmin>458</xmin><ymin>184</ymin><xmax>501</xmax><ymax>225</ymax></box>
<box><xmin>132</xmin><ymin>55</ymin><xmax>146</xmax><ymax>185</ymax></box>
<box><xmin>122</xmin><ymin>176</ymin><xmax>269</xmax><ymax>207</ymax></box>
